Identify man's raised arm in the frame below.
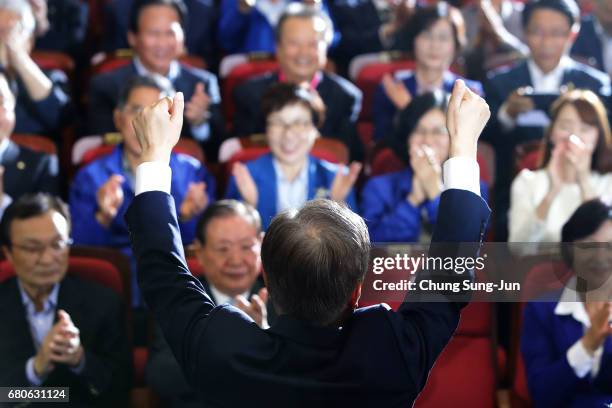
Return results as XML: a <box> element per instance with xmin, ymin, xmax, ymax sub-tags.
<box><xmin>394</xmin><ymin>80</ymin><xmax>492</xmax><ymax>390</ymax></box>
<box><xmin>125</xmin><ymin>93</ymin><xmax>220</xmax><ymax>379</ymax></box>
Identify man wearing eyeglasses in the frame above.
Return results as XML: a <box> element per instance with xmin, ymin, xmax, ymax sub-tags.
<box><xmin>483</xmin><ymin>0</ymin><xmax>612</xmax><ymax>241</ymax></box>
<box><xmin>0</xmin><ymin>193</ymin><xmax>132</xmax><ymax>407</ymax></box>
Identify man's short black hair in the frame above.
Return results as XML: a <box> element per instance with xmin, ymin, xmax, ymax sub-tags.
<box><xmin>275</xmin><ymin>3</ymin><xmax>334</xmax><ymax>46</ymax></box>
<box><xmin>117</xmin><ymin>75</ymin><xmax>166</xmax><ymax>109</ymax></box>
<box><xmin>195</xmin><ymin>200</ymin><xmax>262</xmax><ymax>246</ymax></box>
<box><xmin>129</xmin><ymin>0</ymin><xmax>188</xmax><ymax>33</ymax></box>
<box><xmin>0</xmin><ymin>193</ymin><xmax>71</xmax><ymax>247</ymax></box>
<box><xmin>261</xmin><ymin>199</ymin><xmax>370</xmax><ymax>327</ymax></box>
<box><xmin>522</xmin><ymin>0</ymin><xmax>579</xmax><ymax>29</ymax></box>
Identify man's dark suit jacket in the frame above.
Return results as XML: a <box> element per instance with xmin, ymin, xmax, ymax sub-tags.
<box><xmin>2</xmin><ymin>139</ymin><xmax>60</xmax><ymax>199</ymax></box>
<box><xmin>484</xmin><ymin>58</ymin><xmax>611</xmax><ymax>240</ymax></box>
<box><xmin>0</xmin><ymin>275</ymin><xmax>132</xmax><ymax>407</ymax></box>
<box><xmin>103</xmin><ymin>0</ymin><xmax>218</xmax><ymax>69</ymax></box>
<box><xmin>9</xmin><ymin>69</ymin><xmax>72</xmax><ymax>139</ymax></box>
<box><xmin>329</xmin><ymin>0</ymin><xmax>388</xmax><ymax>74</ymax></box>
<box><xmin>88</xmin><ymin>61</ymin><xmax>224</xmax><ymax>160</ymax></box>
<box><xmin>145</xmin><ymin>276</ymin><xmax>266</xmax><ymax>408</ymax></box>
<box><xmin>126</xmin><ymin>188</ymin><xmax>490</xmax><ymax>407</ymax></box>
<box><xmin>232</xmin><ymin>71</ymin><xmax>364</xmax><ymax>160</ymax></box>
<box><xmin>571</xmin><ymin>15</ymin><xmax>606</xmax><ymax>73</ymax></box>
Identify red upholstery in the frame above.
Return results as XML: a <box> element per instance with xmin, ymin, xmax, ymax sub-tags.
<box><xmin>79</xmin><ymin>140</ymin><xmax>206</xmax><ymax>168</ymax></box>
<box><xmin>414</xmin><ymin>336</ymin><xmax>497</xmax><ymax>408</ymax></box>
<box><xmin>515</xmin><ymin>141</ymin><xmax>544</xmax><ymax>174</ymax></box>
<box><xmin>132</xmin><ymin>347</ymin><xmax>149</xmax><ymax>387</ymax></box>
<box><xmin>0</xmin><ymin>257</ymin><xmax>124</xmax><ymax>296</ymax></box>
<box><xmin>222</xmin><ymin>60</ymin><xmax>280</xmax><ymax>126</ymax></box>
<box><xmin>31</xmin><ymin>51</ymin><xmax>75</xmax><ymax>77</ymax></box>
<box><xmin>12</xmin><ymin>133</ymin><xmax>58</xmax><ymax>156</ymax></box>
<box><xmin>187</xmin><ymin>257</ymin><xmax>204</xmax><ymax>277</ymax></box>
<box><xmin>354</xmin><ymin>59</ymin><xmax>416</xmax><ymax>122</ymax></box>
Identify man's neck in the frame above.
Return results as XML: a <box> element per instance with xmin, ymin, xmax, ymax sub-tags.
<box><xmin>136</xmin><ymin>57</ymin><xmax>171</xmax><ymax>77</ymax></box>
<box><xmin>21</xmin><ymin>281</ymin><xmax>54</xmax><ymax>312</ymax></box>
<box><xmin>281</xmin><ymin>70</ymin><xmax>316</xmax><ymax>86</ymax></box>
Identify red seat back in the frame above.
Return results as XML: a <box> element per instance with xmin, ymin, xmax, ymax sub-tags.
<box><xmin>0</xmin><ymin>257</ymin><xmax>124</xmax><ymax>297</ymax></box>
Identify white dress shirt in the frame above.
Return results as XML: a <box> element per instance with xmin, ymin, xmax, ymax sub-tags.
<box><xmin>508</xmin><ymin>168</ymin><xmax>612</xmax><ymax>255</ymax></box>
<box><xmin>273</xmin><ymin>158</ymin><xmax>309</xmax><ymax>213</ymax></box>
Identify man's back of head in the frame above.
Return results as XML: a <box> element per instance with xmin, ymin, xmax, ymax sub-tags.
<box><xmin>261</xmin><ymin>199</ymin><xmax>370</xmax><ymax>327</ymax></box>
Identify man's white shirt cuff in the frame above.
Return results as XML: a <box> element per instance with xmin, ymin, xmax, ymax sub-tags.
<box><xmin>135</xmin><ymin>162</ymin><xmax>172</xmax><ymax>195</ymax></box>
<box><xmin>442</xmin><ymin>157</ymin><xmax>481</xmax><ymax>197</ymax></box>
<box><xmin>498</xmin><ymin>103</ymin><xmax>517</xmax><ymax>131</ymax></box>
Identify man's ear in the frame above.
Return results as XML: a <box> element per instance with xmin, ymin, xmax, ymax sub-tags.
<box><xmin>127</xmin><ymin>31</ymin><xmax>137</xmax><ymax>49</ymax></box>
<box><xmin>349</xmin><ymin>282</ymin><xmax>363</xmax><ymax>309</ymax></box>
<box><xmin>2</xmin><ymin>245</ymin><xmax>13</xmax><ymax>264</ymax></box>
<box><xmin>113</xmin><ymin>108</ymin><xmax>123</xmax><ymax>134</ymax></box>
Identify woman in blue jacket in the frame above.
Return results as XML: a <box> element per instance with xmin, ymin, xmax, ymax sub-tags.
<box><xmin>226</xmin><ymin>83</ymin><xmax>360</xmax><ymax>230</ymax></box>
<box><xmin>362</xmin><ymin>91</ymin><xmax>488</xmax><ymax>242</ymax></box>
<box><xmin>521</xmin><ymin>198</ymin><xmax>612</xmax><ymax>407</ymax></box>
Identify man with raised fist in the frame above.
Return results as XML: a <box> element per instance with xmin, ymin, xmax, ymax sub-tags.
<box><xmin>126</xmin><ymin>79</ymin><xmax>491</xmax><ymax>407</ymax></box>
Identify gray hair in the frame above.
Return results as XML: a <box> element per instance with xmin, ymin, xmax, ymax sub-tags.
<box><xmin>275</xmin><ymin>3</ymin><xmax>334</xmax><ymax>47</ymax></box>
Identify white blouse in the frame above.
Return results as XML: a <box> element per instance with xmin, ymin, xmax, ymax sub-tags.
<box><xmin>508</xmin><ymin>169</ymin><xmax>612</xmax><ymax>253</ymax></box>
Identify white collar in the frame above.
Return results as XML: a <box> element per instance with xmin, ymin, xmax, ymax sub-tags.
<box><xmin>133</xmin><ymin>56</ymin><xmax>181</xmax><ymax>83</ymax></box>
<box><xmin>527</xmin><ymin>55</ymin><xmax>569</xmax><ymax>88</ymax></box>
<box><xmin>554</xmin><ymin>277</ymin><xmax>612</xmax><ymax>327</ymax></box>
<box><xmin>208</xmin><ymin>283</ymin><xmax>249</xmax><ymax>306</ymax></box>
<box><xmin>0</xmin><ymin>137</ymin><xmax>10</xmax><ymax>159</ymax></box>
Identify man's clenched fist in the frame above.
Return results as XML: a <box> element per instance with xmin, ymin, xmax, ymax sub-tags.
<box><xmin>446</xmin><ymin>80</ymin><xmax>491</xmax><ymax>161</ymax></box>
<box><xmin>133</xmin><ymin>92</ymin><xmax>185</xmax><ymax>165</ymax></box>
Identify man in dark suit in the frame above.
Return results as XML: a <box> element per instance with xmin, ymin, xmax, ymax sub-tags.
<box><xmin>329</xmin><ymin>0</ymin><xmax>412</xmax><ymax>75</ymax></box>
<box><xmin>0</xmin><ymin>193</ymin><xmax>132</xmax><ymax>407</ymax></box>
<box><xmin>571</xmin><ymin>0</ymin><xmax>612</xmax><ymax>74</ymax></box>
<box><xmin>232</xmin><ymin>4</ymin><xmax>364</xmax><ymax>160</ymax></box>
<box><xmin>0</xmin><ymin>72</ymin><xmax>59</xmax><ymax>217</ymax></box>
<box><xmin>484</xmin><ymin>0</ymin><xmax>611</xmax><ymax>240</ymax></box>
<box><xmin>88</xmin><ymin>0</ymin><xmax>224</xmax><ymax>161</ymax></box>
<box><xmin>126</xmin><ymin>78</ymin><xmax>490</xmax><ymax>406</ymax></box>
<box><xmin>146</xmin><ymin>199</ymin><xmax>268</xmax><ymax>408</ymax></box>
<box><xmin>103</xmin><ymin>0</ymin><xmax>218</xmax><ymax>69</ymax></box>
<box><xmin>0</xmin><ymin>0</ymin><xmax>72</xmax><ymax>139</ymax></box>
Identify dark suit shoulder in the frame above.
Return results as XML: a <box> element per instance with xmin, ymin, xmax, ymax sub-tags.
<box><xmin>180</xmin><ymin>64</ymin><xmax>218</xmax><ymax>84</ymax></box>
<box><xmin>0</xmin><ymin>277</ymin><xmax>19</xmax><ymax>309</ymax></box>
<box><xmin>60</xmin><ymin>275</ymin><xmax>123</xmax><ymax>311</ymax></box>
<box><xmin>486</xmin><ymin>60</ymin><xmax>527</xmax><ymax>82</ymax></box>
<box><xmin>322</xmin><ymin>72</ymin><xmax>362</xmax><ymax>99</ymax></box>
<box><xmin>568</xmin><ymin>60</ymin><xmax>611</xmax><ymax>85</ymax></box>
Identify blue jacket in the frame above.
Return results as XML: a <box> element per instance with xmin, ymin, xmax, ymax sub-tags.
<box><xmin>522</xmin><ymin>296</ymin><xmax>612</xmax><ymax>407</ymax></box>
<box><xmin>361</xmin><ymin>168</ymin><xmax>488</xmax><ymax>242</ymax></box>
<box><xmin>373</xmin><ymin>71</ymin><xmax>483</xmax><ymax>141</ymax></box>
<box><xmin>571</xmin><ymin>15</ymin><xmax>605</xmax><ymax>73</ymax></box>
<box><xmin>225</xmin><ymin>153</ymin><xmax>356</xmax><ymax>229</ymax></box>
<box><xmin>217</xmin><ymin>0</ymin><xmax>338</xmax><ymax>53</ymax></box>
<box><xmin>70</xmin><ymin>144</ymin><xmax>216</xmax><ymax>248</ymax></box>
<box><xmin>126</xmin><ymin>185</ymin><xmax>490</xmax><ymax>407</ymax></box>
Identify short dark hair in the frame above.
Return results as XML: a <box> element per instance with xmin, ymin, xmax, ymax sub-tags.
<box><xmin>389</xmin><ymin>91</ymin><xmax>449</xmax><ymax>164</ymax></box>
<box><xmin>129</xmin><ymin>0</ymin><xmax>187</xmax><ymax>33</ymax></box>
<box><xmin>0</xmin><ymin>193</ymin><xmax>71</xmax><ymax>247</ymax></box>
<box><xmin>195</xmin><ymin>200</ymin><xmax>262</xmax><ymax>246</ymax></box>
<box><xmin>261</xmin><ymin>199</ymin><xmax>370</xmax><ymax>327</ymax></box>
<box><xmin>561</xmin><ymin>198</ymin><xmax>612</xmax><ymax>266</ymax></box>
<box><xmin>261</xmin><ymin>83</ymin><xmax>323</xmax><ymax>127</ymax></box>
<box><xmin>522</xmin><ymin>0</ymin><xmax>579</xmax><ymax>29</ymax></box>
<box><xmin>397</xmin><ymin>2</ymin><xmax>466</xmax><ymax>54</ymax></box>
<box><xmin>117</xmin><ymin>75</ymin><xmax>166</xmax><ymax>109</ymax></box>
<box><xmin>275</xmin><ymin>3</ymin><xmax>334</xmax><ymax>46</ymax></box>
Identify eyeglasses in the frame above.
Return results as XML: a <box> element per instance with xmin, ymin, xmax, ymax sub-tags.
<box><xmin>267</xmin><ymin>120</ymin><xmax>314</xmax><ymax>135</ymax></box>
<box><xmin>12</xmin><ymin>238</ymin><xmax>73</xmax><ymax>260</ymax></box>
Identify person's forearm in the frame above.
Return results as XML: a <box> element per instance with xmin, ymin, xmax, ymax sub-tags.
<box><xmin>10</xmin><ymin>53</ymin><xmax>53</xmax><ymax>101</ymax></box>
<box><xmin>535</xmin><ymin>188</ymin><xmax>559</xmax><ymax>220</ymax></box>
<box><xmin>578</xmin><ymin>175</ymin><xmax>596</xmax><ymax>201</ymax></box>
